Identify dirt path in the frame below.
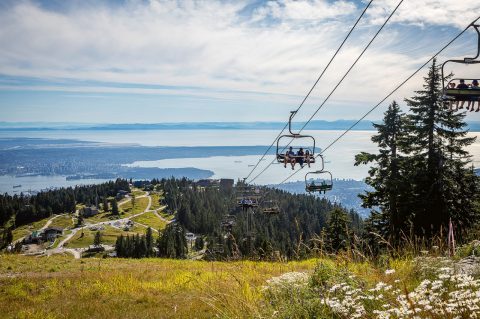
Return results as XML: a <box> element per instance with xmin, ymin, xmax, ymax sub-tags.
<box><xmin>47</xmin><ymin>192</ymin><xmax>154</xmax><ymax>259</ymax></box>
<box><xmin>14</xmin><ymin>214</ymin><xmax>66</xmax><ymax>245</ymax></box>
<box><xmin>153</xmin><ymin>207</ymin><xmax>171</xmax><ymax>224</ymax></box>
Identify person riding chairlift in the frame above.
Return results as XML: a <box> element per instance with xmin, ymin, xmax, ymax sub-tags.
<box><xmin>305</xmin><ymin>149</ymin><xmax>312</xmax><ymax>168</ymax></box>
<box><xmin>448</xmin><ymin>82</ymin><xmax>458</xmax><ymax>111</ymax></box>
<box><xmin>468</xmin><ymin>80</ymin><xmax>480</xmax><ymax>112</ymax></box>
<box><xmin>297</xmin><ymin>148</ymin><xmax>305</xmax><ymax>168</ymax></box>
<box><xmin>457</xmin><ymin>79</ymin><xmax>470</xmax><ymax>110</ymax></box>
<box><xmin>284</xmin><ymin>146</ymin><xmax>296</xmax><ymax>170</ymax></box>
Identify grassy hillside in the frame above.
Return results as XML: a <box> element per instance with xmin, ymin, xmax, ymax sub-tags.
<box><xmin>0</xmin><ymin>255</ymin><xmax>316</xmax><ymax>319</ymax></box>
<box><xmin>1</xmin><ymin>254</ymin><xmax>478</xmax><ymax>318</ymax></box>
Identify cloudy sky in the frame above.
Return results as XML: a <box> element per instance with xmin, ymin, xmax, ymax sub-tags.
<box><xmin>0</xmin><ymin>0</ymin><xmax>479</xmax><ymax>123</ymax></box>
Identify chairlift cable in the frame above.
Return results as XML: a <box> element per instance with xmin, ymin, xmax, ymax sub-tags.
<box><xmin>243</xmin><ymin>0</ymin><xmax>374</xmax><ymax>181</ymax></box>
<box><xmin>275</xmin><ymin>15</ymin><xmax>480</xmax><ymax>187</ymax></box>
<box><xmin>248</xmin><ymin>0</ymin><xmax>405</xmax><ymax>184</ymax></box>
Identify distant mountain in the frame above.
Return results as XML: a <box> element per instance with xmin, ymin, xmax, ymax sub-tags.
<box><xmin>0</xmin><ymin>120</ymin><xmax>374</xmax><ymax>131</ymax></box>
<box><xmin>2</xmin><ymin>120</ymin><xmax>479</xmax><ymax>131</ymax></box>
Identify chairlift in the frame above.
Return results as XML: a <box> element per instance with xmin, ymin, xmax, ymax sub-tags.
<box><xmin>276</xmin><ymin>111</ymin><xmax>316</xmax><ymax>167</ymax></box>
<box><xmin>235</xmin><ymin>181</ymin><xmax>261</xmax><ymax>208</ymax></box>
<box><xmin>441</xmin><ymin>23</ymin><xmax>480</xmax><ymax>104</ymax></box>
<box><xmin>261</xmin><ymin>200</ymin><xmax>281</xmax><ymax>215</ymax></box>
<box><xmin>221</xmin><ymin>214</ymin><xmax>236</xmax><ymax>232</ymax></box>
<box><xmin>305</xmin><ymin>170</ymin><xmax>333</xmax><ymax>194</ymax></box>
<box><xmin>212</xmin><ymin>243</ymin><xmax>224</xmax><ymax>254</ymax></box>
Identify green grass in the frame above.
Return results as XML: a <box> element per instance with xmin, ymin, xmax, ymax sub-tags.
<box><xmin>49</xmin><ymin>230</ymin><xmax>72</xmax><ymax>249</ymax></box>
<box><xmin>129</xmin><ymin>224</ymin><xmax>152</xmax><ymax>234</ymax></box>
<box><xmin>12</xmin><ymin>218</ymin><xmax>53</xmax><ymax>242</ymax></box>
<box><xmin>131</xmin><ymin>189</ymin><xmax>146</xmax><ymax>197</ymax></box>
<box><xmin>85</xmin><ymin>211</ymin><xmax>118</xmax><ymax>224</ymax></box>
<box><xmin>120</xmin><ymin>197</ymin><xmax>149</xmax><ymax>217</ymax></box>
<box><xmin>49</xmin><ymin>215</ymin><xmax>74</xmax><ymax>229</ymax></box>
<box><xmin>157</xmin><ymin>211</ymin><xmax>175</xmax><ymax>221</ymax></box>
<box><xmin>149</xmin><ymin>193</ymin><xmax>163</xmax><ymax>210</ymax></box>
<box><xmin>132</xmin><ymin>211</ymin><xmax>167</xmax><ymax>231</ymax></box>
<box><xmin>65</xmin><ymin>226</ymin><xmax>137</xmax><ymax>248</ymax></box>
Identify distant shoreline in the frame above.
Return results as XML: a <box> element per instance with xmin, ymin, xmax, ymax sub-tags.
<box><xmin>1</xmin><ymin>120</ymin><xmax>480</xmax><ymax>132</ymax></box>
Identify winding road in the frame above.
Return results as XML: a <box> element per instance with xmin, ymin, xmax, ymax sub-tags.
<box><xmin>40</xmin><ymin>191</ymin><xmax>168</xmax><ymax>259</ymax></box>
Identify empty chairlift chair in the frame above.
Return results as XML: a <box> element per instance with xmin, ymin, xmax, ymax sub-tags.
<box><xmin>235</xmin><ymin>183</ymin><xmax>261</xmax><ymax>208</ymax></box>
<box><xmin>221</xmin><ymin>214</ymin><xmax>236</xmax><ymax>233</ymax></box>
<box><xmin>261</xmin><ymin>200</ymin><xmax>281</xmax><ymax>215</ymax></box>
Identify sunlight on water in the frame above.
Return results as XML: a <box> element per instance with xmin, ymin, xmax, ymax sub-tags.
<box><xmin>1</xmin><ymin>129</ymin><xmax>479</xmax><ymax>192</ymax></box>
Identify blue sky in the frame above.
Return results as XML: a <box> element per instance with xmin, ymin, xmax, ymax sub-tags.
<box><xmin>0</xmin><ymin>0</ymin><xmax>479</xmax><ymax>123</ymax></box>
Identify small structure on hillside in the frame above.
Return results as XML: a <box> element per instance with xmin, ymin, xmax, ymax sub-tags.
<box><xmin>24</xmin><ymin>227</ymin><xmax>64</xmax><ymax>243</ymax></box>
<box><xmin>82</xmin><ymin>206</ymin><xmax>99</xmax><ymax>217</ymax></box>
<box><xmin>87</xmin><ymin>244</ymin><xmax>105</xmax><ymax>252</ymax></box>
<box><xmin>44</xmin><ymin>227</ymin><xmax>63</xmax><ymax>241</ymax></box>
<box><xmin>116</xmin><ymin>190</ymin><xmax>129</xmax><ymax>200</ymax></box>
<box><xmin>24</xmin><ymin>230</ymin><xmax>44</xmax><ymax>244</ymax></box>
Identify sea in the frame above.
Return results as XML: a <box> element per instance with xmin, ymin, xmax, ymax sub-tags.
<box><xmin>1</xmin><ymin>129</ymin><xmax>480</xmax><ymax>194</ymax></box>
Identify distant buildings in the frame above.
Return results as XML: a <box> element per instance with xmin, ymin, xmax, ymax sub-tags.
<box><xmin>82</xmin><ymin>206</ymin><xmax>99</xmax><ymax>217</ymax></box>
<box><xmin>24</xmin><ymin>227</ymin><xmax>63</xmax><ymax>244</ymax></box>
<box><xmin>195</xmin><ymin>179</ymin><xmax>234</xmax><ymax>191</ymax></box>
<box><xmin>132</xmin><ymin>181</ymin><xmax>153</xmax><ymax>190</ymax></box>
<box><xmin>116</xmin><ymin>189</ymin><xmax>129</xmax><ymax>199</ymax></box>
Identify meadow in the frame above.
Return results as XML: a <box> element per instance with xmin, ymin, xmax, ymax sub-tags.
<box><xmin>0</xmin><ymin>254</ymin><xmax>316</xmax><ymax>319</ymax></box>
<box><xmin>1</xmin><ymin>252</ymin><xmax>478</xmax><ymax>319</ymax></box>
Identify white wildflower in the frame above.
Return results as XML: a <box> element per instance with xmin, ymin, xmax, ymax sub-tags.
<box><xmin>385</xmin><ymin>269</ymin><xmax>396</xmax><ymax>275</ymax></box>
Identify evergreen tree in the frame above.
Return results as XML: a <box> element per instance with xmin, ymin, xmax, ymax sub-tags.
<box><xmin>145</xmin><ymin>227</ymin><xmax>154</xmax><ymax>257</ymax></box>
<box><xmin>355</xmin><ymin>101</ymin><xmax>408</xmax><ymax>242</ymax></box>
<box><xmin>103</xmin><ymin>198</ymin><xmax>109</xmax><ymax>212</ymax></box>
<box><xmin>111</xmin><ymin>199</ymin><xmax>119</xmax><ymax>216</ymax></box>
<box><xmin>116</xmin><ymin>235</ymin><xmax>124</xmax><ymax>257</ymax></box>
<box><xmin>131</xmin><ymin>194</ymin><xmax>136</xmax><ymax>208</ymax></box>
<box><xmin>325</xmin><ymin>207</ymin><xmax>351</xmax><ymax>252</ymax></box>
<box><xmin>93</xmin><ymin>231</ymin><xmax>102</xmax><ymax>247</ymax></box>
<box><xmin>194</xmin><ymin>236</ymin><xmax>204</xmax><ymax>251</ymax></box>
<box><xmin>403</xmin><ymin>59</ymin><xmax>479</xmax><ymax>236</ymax></box>
<box><xmin>157</xmin><ymin>223</ymin><xmax>187</xmax><ymax>258</ymax></box>
<box><xmin>76</xmin><ymin>211</ymin><xmax>84</xmax><ymax>228</ymax></box>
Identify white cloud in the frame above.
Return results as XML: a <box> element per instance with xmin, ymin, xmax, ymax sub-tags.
<box><xmin>365</xmin><ymin>0</ymin><xmax>480</xmax><ymax>28</ymax></box>
<box><xmin>0</xmin><ymin>0</ymin><xmax>479</xmax><ymax>121</ymax></box>
<box><xmin>252</xmin><ymin>0</ymin><xmax>356</xmax><ymax>22</ymax></box>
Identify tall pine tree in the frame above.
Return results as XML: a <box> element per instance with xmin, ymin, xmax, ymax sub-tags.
<box><xmin>404</xmin><ymin>58</ymin><xmax>478</xmax><ymax>236</ymax></box>
<box><xmin>355</xmin><ymin>101</ymin><xmax>408</xmax><ymax>243</ymax></box>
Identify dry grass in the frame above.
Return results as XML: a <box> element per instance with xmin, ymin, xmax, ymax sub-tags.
<box><xmin>0</xmin><ymin>255</ymin><xmax>317</xmax><ymax>319</ymax></box>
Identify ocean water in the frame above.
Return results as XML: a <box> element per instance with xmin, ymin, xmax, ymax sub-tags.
<box><xmin>1</xmin><ymin>129</ymin><xmax>479</xmax><ymax>193</ymax></box>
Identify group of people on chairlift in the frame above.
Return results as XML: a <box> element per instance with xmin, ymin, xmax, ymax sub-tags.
<box><xmin>448</xmin><ymin>79</ymin><xmax>480</xmax><ymax>112</ymax></box>
<box><xmin>283</xmin><ymin>146</ymin><xmax>312</xmax><ymax>170</ymax></box>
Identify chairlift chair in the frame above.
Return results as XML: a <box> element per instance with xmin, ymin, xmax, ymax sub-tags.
<box><xmin>235</xmin><ymin>182</ymin><xmax>261</xmax><ymax>208</ymax></box>
<box><xmin>221</xmin><ymin>214</ymin><xmax>236</xmax><ymax>232</ymax></box>
<box><xmin>305</xmin><ymin>170</ymin><xmax>333</xmax><ymax>194</ymax></box>
<box><xmin>276</xmin><ymin>111</ymin><xmax>316</xmax><ymax>166</ymax></box>
<box><xmin>261</xmin><ymin>200</ymin><xmax>281</xmax><ymax>215</ymax></box>
<box><xmin>441</xmin><ymin>23</ymin><xmax>480</xmax><ymax>104</ymax></box>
